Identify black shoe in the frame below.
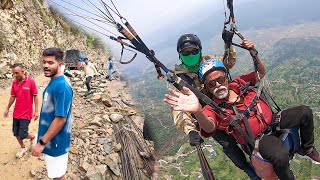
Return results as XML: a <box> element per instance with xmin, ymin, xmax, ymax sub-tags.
<box><xmin>85</xmin><ymin>90</ymin><xmax>92</xmax><ymax>97</ymax></box>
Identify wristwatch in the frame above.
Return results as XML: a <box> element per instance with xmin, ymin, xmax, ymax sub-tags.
<box><xmin>39</xmin><ymin>139</ymin><xmax>47</xmax><ymax>146</ymax></box>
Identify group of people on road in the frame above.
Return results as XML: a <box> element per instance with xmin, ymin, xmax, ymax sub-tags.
<box><xmin>3</xmin><ymin>48</ymin><xmax>73</xmax><ymax>180</ymax></box>
<box><xmin>2</xmin><ymin>49</ymin><xmax>115</xmax><ymax>179</ymax></box>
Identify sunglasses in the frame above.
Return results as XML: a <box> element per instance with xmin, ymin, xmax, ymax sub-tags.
<box><xmin>180</xmin><ymin>49</ymin><xmax>200</xmax><ymax>56</ymax></box>
<box><xmin>206</xmin><ymin>76</ymin><xmax>226</xmax><ymax>88</ymax></box>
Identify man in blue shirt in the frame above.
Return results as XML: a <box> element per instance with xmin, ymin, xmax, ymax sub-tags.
<box><xmin>32</xmin><ymin>48</ymin><xmax>73</xmax><ymax>180</ymax></box>
<box><xmin>108</xmin><ymin>57</ymin><xmax>113</xmax><ymax>81</ymax></box>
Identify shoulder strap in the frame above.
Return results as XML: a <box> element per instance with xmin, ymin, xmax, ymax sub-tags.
<box><xmin>226</xmin><ymin>80</ymin><xmax>265</xmax><ymax>147</ymax></box>
<box><xmin>229</xmin><ymin>115</ymin><xmax>255</xmax><ymax>147</ymax></box>
<box><xmin>232</xmin><ymin>106</ymin><xmax>255</xmax><ymax>144</ymax></box>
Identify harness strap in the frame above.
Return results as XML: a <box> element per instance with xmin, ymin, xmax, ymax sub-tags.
<box><xmin>242</xmin><ymin>80</ymin><xmax>270</xmax><ymax>126</ymax></box>
<box><xmin>229</xmin><ymin>115</ymin><xmax>255</xmax><ymax>147</ymax></box>
<box><xmin>272</xmin><ymin>111</ymin><xmax>282</xmax><ymax>132</ymax></box>
<box><xmin>226</xmin><ymin>79</ymin><xmax>272</xmax><ymax>148</ymax></box>
<box><xmin>118</xmin><ymin>43</ymin><xmax>138</xmax><ymax>64</ymax></box>
<box><xmin>232</xmin><ymin>106</ymin><xmax>255</xmax><ymax>142</ymax></box>
<box><xmin>239</xmin><ymin>81</ymin><xmax>252</xmax><ymax>96</ymax></box>
<box><xmin>261</xmin><ymin>89</ymin><xmax>282</xmax><ymax>113</ymax></box>
<box><xmin>254</xmin><ymin>134</ymin><xmax>264</xmax><ymax>151</ymax></box>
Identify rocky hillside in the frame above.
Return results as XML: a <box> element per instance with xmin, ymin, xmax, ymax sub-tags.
<box><xmin>0</xmin><ymin>0</ymin><xmax>107</xmax><ymax>86</ymax></box>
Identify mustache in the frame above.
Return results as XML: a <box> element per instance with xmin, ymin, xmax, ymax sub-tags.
<box><xmin>43</xmin><ymin>68</ymin><xmax>51</xmax><ymax>71</ymax></box>
<box><xmin>213</xmin><ymin>86</ymin><xmax>228</xmax><ymax>94</ymax></box>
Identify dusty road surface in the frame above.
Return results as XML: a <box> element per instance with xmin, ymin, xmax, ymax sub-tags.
<box><xmin>0</xmin><ymin>74</ymin><xmax>49</xmax><ymax>180</ymax></box>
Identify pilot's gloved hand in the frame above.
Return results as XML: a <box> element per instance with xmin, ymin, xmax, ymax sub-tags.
<box><xmin>189</xmin><ymin>131</ymin><xmax>204</xmax><ymax>146</ymax></box>
<box><xmin>222</xmin><ymin>28</ymin><xmax>234</xmax><ymax>45</ymax></box>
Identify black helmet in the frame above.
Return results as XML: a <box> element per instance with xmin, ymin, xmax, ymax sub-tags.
<box><xmin>177</xmin><ymin>33</ymin><xmax>202</xmax><ymax>52</ymax></box>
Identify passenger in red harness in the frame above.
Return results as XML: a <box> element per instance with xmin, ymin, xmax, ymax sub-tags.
<box><xmin>164</xmin><ymin>50</ymin><xmax>320</xmax><ymax>179</ymax></box>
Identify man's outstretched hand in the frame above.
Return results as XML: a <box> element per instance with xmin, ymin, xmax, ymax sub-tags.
<box><xmin>163</xmin><ymin>87</ymin><xmax>201</xmax><ymax>113</ymax></box>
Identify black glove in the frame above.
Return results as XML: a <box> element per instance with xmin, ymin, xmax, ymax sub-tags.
<box><xmin>189</xmin><ymin>131</ymin><xmax>204</xmax><ymax>146</ymax></box>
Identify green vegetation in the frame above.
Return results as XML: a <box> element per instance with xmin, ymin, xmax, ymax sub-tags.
<box><xmin>128</xmin><ymin>74</ymin><xmax>182</xmax><ymax>155</ymax></box>
<box><xmin>265</xmin><ymin>37</ymin><xmax>320</xmax><ymax>109</ymax></box>
<box><xmin>16</xmin><ymin>0</ymin><xmax>23</xmax><ymax>5</ymax></box>
<box><xmin>86</xmin><ymin>33</ymin><xmax>105</xmax><ymax>50</ymax></box>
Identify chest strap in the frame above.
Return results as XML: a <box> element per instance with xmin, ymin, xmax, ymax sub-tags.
<box><xmin>232</xmin><ymin>106</ymin><xmax>255</xmax><ymax>144</ymax></box>
<box><xmin>229</xmin><ymin>115</ymin><xmax>255</xmax><ymax>147</ymax></box>
<box><xmin>223</xmin><ymin>80</ymin><xmax>268</xmax><ymax>147</ymax></box>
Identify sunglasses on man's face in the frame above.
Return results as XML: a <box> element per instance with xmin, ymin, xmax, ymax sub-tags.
<box><xmin>206</xmin><ymin>76</ymin><xmax>226</xmax><ymax>88</ymax></box>
<box><xmin>180</xmin><ymin>49</ymin><xmax>200</xmax><ymax>56</ymax></box>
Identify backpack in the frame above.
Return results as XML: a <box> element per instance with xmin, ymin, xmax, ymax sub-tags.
<box><xmin>251</xmin><ymin>127</ymin><xmax>300</xmax><ymax>180</ymax></box>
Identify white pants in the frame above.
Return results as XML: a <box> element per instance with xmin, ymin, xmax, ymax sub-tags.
<box><xmin>44</xmin><ymin>153</ymin><xmax>69</xmax><ymax>178</ymax></box>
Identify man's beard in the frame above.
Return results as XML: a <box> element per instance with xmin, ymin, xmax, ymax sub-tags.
<box><xmin>44</xmin><ymin>68</ymin><xmax>58</xmax><ymax>77</ymax></box>
<box><xmin>213</xmin><ymin>86</ymin><xmax>229</xmax><ymax>99</ymax></box>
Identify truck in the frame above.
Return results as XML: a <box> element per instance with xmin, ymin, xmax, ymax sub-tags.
<box><xmin>64</xmin><ymin>49</ymin><xmax>87</xmax><ymax>70</ymax></box>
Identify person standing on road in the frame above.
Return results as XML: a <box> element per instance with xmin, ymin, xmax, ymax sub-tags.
<box><xmin>32</xmin><ymin>48</ymin><xmax>73</xmax><ymax>180</ymax></box>
<box><xmin>107</xmin><ymin>57</ymin><xmax>113</xmax><ymax>81</ymax></box>
<box><xmin>83</xmin><ymin>58</ymin><xmax>98</xmax><ymax>96</ymax></box>
<box><xmin>3</xmin><ymin>63</ymin><xmax>39</xmax><ymax>158</ymax></box>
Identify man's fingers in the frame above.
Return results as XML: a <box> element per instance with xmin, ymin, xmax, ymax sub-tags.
<box><xmin>168</xmin><ymin>88</ymin><xmax>182</xmax><ymax>97</ymax></box>
<box><xmin>241</xmin><ymin>39</ymin><xmax>254</xmax><ymax>49</ymax></box>
<box><xmin>164</xmin><ymin>94</ymin><xmax>179</xmax><ymax>102</ymax></box>
<box><xmin>163</xmin><ymin>97</ymin><xmax>179</xmax><ymax>106</ymax></box>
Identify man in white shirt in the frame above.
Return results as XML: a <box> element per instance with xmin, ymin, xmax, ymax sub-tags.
<box><xmin>83</xmin><ymin>58</ymin><xmax>98</xmax><ymax>96</ymax></box>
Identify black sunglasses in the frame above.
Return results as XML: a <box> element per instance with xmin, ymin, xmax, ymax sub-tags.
<box><xmin>206</xmin><ymin>76</ymin><xmax>226</xmax><ymax>88</ymax></box>
<box><xmin>180</xmin><ymin>49</ymin><xmax>200</xmax><ymax>56</ymax></box>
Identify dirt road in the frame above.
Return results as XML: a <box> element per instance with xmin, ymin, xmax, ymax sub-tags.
<box><xmin>0</xmin><ymin>74</ymin><xmax>49</xmax><ymax>180</ymax></box>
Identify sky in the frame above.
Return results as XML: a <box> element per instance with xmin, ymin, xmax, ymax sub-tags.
<box><xmin>47</xmin><ymin>0</ymin><xmax>218</xmax><ymax>35</ymax></box>
<box><xmin>45</xmin><ymin>0</ymin><xmax>255</xmax><ymax>42</ymax></box>
<box><xmin>45</xmin><ymin>0</ymin><xmax>256</xmax><ymax>73</ymax></box>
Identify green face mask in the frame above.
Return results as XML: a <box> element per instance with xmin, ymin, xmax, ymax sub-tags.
<box><xmin>179</xmin><ymin>51</ymin><xmax>201</xmax><ymax>73</ymax></box>
<box><xmin>179</xmin><ymin>63</ymin><xmax>200</xmax><ymax>73</ymax></box>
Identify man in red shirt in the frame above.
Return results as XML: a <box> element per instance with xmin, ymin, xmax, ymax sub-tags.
<box><xmin>164</xmin><ymin>52</ymin><xmax>320</xmax><ymax>179</ymax></box>
<box><xmin>3</xmin><ymin>63</ymin><xmax>39</xmax><ymax>158</ymax></box>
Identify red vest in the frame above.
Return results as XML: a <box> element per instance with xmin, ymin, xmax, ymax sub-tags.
<box><xmin>202</xmin><ymin>74</ymin><xmax>273</xmax><ymax>144</ymax></box>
